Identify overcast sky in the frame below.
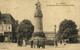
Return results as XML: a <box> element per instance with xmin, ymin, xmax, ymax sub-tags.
<box><xmin>0</xmin><ymin>0</ymin><xmax>80</xmax><ymax>32</ymax></box>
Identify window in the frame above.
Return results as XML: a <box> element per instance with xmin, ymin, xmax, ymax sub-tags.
<box><xmin>9</xmin><ymin>27</ymin><xmax>10</xmax><ymax>29</ymax></box>
<box><xmin>10</xmin><ymin>37</ymin><xmax>11</xmax><ymax>40</ymax></box>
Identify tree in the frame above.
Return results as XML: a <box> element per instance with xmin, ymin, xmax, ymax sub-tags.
<box><xmin>18</xmin><ymin>19</ymin><xmax>34</xmax><ymax>40</ymax></box>
<box><xmin>12</xmin><ymin>20</ymin><xmax>19</xmax><ymax>42</ymax></box>
<box><xmin>58</xmin><ymin>19</ymin><xmax>78</xmax><ymax>43</ymax></box>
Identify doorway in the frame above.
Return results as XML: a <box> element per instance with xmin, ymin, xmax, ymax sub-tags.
<box><xmin>0</xmin><ymin>36</ymin><xmax>4</xmax><ymax>42</ymax></box>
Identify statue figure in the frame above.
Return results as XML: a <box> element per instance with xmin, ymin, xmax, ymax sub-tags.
<box><xmin>34</xmin><ymin>0</ymin><xmax>43</xmax><ymax>17</ymax></box>
<box><xmin>35</xmin><ymin>0</ymin><xmax>41</xmax><ymax>10</ymax></box>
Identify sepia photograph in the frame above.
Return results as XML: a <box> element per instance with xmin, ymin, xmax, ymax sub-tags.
<box><xmin>0</xmin><ymin>0</ymin><xmax>80</xmax><ymax>50</ymax></box>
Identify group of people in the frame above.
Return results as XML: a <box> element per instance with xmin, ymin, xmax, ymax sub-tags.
<box><xmin>17</xmin><ymin>39</ymin><xmax>27</xmax><ymax>46</ymax></box>
<box><xmin>17</xmin><ymin>38</ymin><xmax>67</xmax><ymax>48</ymax></box>
<box><xmin>31</xmin><ymin>39</ymin><xmax>45</xmax><ymax>48</ymax></box>
<box><xmin>17</xmin><ymin>39</ymin><xmax>45</xmax><ymax>48</ymax></box>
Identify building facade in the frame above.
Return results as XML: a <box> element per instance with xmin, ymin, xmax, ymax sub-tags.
<box><xmin>0</xmin><ymin>12</ymin><xmax>18</xmax><ymax>42</ymax></box>
<box><xmin>0</xmin><ymin>22</ymin><xmax>12</xmax><ymax>42</ymax></box>
<box><xmin>45</xmin><ymin>32</ymin><xmax>55</xmax><ymax>40</ymax></box>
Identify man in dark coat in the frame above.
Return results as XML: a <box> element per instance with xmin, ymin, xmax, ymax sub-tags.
<box><xmin>37</xmin><ymin>39</ymin><xmax>39</xmax><ymax>48</ymax></box>
<box><xmin>31</xmin><ymin>40</ymin><xmax>33</xmax><ymax>48</ymax></box>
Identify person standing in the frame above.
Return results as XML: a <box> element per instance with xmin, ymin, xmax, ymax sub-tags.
<box><xmin>37</xmin><ymin>39</ymin><xmax>39</xmax><ymax>48</ymax></box>
<box><xmin>33</xmin><ymin>40</ymin><xmax>36</xmax><ymax>48</ymax></box>
<box><xmin>42</xmin><ymin>40</ymin><xmax>45</xmax><ymax>48</ymax></box>
<box><xmin>31</xmin><ymin>40</ymin><xmax>33</xmax><ymax>48</ymax></box>
<box><xmin>23</xmin><ymin>39</ymin><xmax>26</xmax><ymax>46</ymax></box>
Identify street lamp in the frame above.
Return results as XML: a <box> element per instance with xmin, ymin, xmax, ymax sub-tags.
<box><xmin>54</xmin><ymin>25</ymin><xmax>57</xmax><ymax>47</ymax></box>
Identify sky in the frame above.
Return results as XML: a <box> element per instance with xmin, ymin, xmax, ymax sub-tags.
<box><xmin>0</xmin><ymin>0</ymin><xmax>80</xmax><ymax>32</ymax></box>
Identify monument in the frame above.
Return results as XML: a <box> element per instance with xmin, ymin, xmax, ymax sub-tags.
<box><xmin>33</xmin><ymin>0</ymin><xmax>45</xmax><ymax>37</ymax></box>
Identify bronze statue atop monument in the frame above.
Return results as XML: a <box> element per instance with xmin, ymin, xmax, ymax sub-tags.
<box><xmin>34</xmin><ymin>0</ymin><xmax>43</xmax><ymax>18</ymax></box>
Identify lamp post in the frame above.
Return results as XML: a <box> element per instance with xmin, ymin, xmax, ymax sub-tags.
<box><xmin>54</xmin><ymin>25</ymin><xmax>57</xmax><ymax>47</ymax></box>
